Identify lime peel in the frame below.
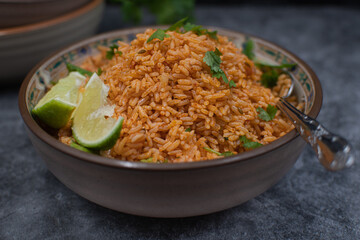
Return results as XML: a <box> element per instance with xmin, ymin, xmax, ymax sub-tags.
<box><xmin>72</xmin><ymin>73</ymin><xmax>123</xmax><ymax>150</ymax></box>
<box><xmin>32</xmin><ymin>72</ymin><xmax>85</xmax><ymax>129</ymax></box>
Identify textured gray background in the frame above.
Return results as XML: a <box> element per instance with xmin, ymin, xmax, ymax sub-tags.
<box><xmin>1</xmin><ymin>4</ymin><xmax>359</xmax><ymax>240</ymax></box>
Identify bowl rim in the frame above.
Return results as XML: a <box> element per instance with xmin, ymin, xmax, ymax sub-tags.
<box><xmin>18</xmin><ymin>26</ymin><xmax>323</xmax><ymax>171</ymax></box>
<box><xmin>0</xmin><ymin>0</ymin><xmax>102</xmax><ymax>36</ymax></box>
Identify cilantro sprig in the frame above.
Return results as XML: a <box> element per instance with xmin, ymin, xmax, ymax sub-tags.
<box><xmin>147</xmin><ymin>18</ymin><xmax>219</xmax><ymax>44</ymax></box>
<box><xmin>203</xmin><ymin>147</ymin><xmax>234</xmax><ymax>157</ymax></box>
<box><xmin>166</xmin><ymin>17</ymin><xmax>218</xmax><ymax>40</ymax></box>
<box><xmin>185</xmin><ymin>128</ymin><xmax>192</xmax><ymax>132</ymax></box>
<box><xmin>242</xmin><ymin>39</ymin><xmax>255</xmax><ymax>60</ymax></box>
<box><xmin>203</xmin><ymin>48</ymin><xmax>236</xmax><ymax>88</ymax></box>
<box><xmin>166</xmin><ymin>17</ymin><xmax>189</xmax><ymax>31</ymax></box>
<box><xmin>106</xmin><ymin>44</ymin><xmax>123</xmax><ymax>60</ymax></box>
<box><xmin>66</xmin><ymin>63</ymin><xmax>93</xmax><ymax>77</ymax></box>
<box><xmin>147</xmin><ymin>29</ymin><xmax>170</xmax><ymax>43</ymax></box>
<box><xmin>183</xmin><ymin>22</ymin><xmax>218</xmax><ymax>40</ymax></box>
<box><xmin>257</xmin><ymin>104</ymin><xmax>278</xmax><ymax>121</ymax></box>
<box><xmin>239</xmin><ymin>136</ymin><xmax>263</xmax><ymax>149</ymax></box>
<box><xmin>242</xmin><ymin>39</ymin><xmax>297</xmax><ymax>88</ymax></box>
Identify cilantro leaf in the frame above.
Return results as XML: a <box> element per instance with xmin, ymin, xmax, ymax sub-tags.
<box><xmin>203</xmin><ymin>50</ymin><xmax>222</xmax><ymax>73</ymax></box>
<box><xmin>106</xmin><ymin>44</ymin><xmax>122</xmax><ymax>60</ymax></box>
<box><xmin>203</xmin><ymin>147</ymin><xmax>234</xmax><ymax>156</ymax></box>
<box><xmin>203</xmin><ymin>49</ymin><xmax>236</xmax><ymax>88</ymax></box>
<box><xmin>167</xmin><ymin>17</ymin><xmax>188</xmax><ymax>31</ymax></box>
<box><xmin>221</xmin><ymin>151</ymin><xmax>234</xmax><ymax>157</ymax></box>
<box><xmin>239</xmin><ymin>136</ymin><xmax>263</xmax><ymax>149</ymax></box>
<box><xmin>183</xmin><ymin>22</ymin><xmax>218</xmax><ymax>40</ymax></box>
<box><xmin>255</xmin><ymin>62</ymin><xmax>297</xmax><ymax>69</ymax></box>
<box><xmin>242</xmin><ymin>39</ymin><xmax>255</xmax><ymax>60</ymax></box>
<box><xmin>66</xmin><ymin>63</ymin><xmax>93</xmax><ymax>77</ymax></box>
<box><xmin>260</xmin><ymin>69</ymin><xmax>279</xmax><ymax>88</ymax></box>
<box><xmin>140</xmin><ymin>157</ymin><xmax>153</xmax><ymax>163</ymax></box>
<box><xmin>255</xmin><ymin>61</ymin><xmax>297</xmax><ymax>88</ymax></box>
<box><xmin>96</xmin><ymin>68</ymin><xmax>103</xmax><ymax>76</ymax></box>
<box><xmin>185</xmin><ymin>128</ymin><xmax>191</xmax><ymax>132</ymax></box>
<box><xmin>147</xmin><ymin>29</ymin><xmax>170</xmax><ymax>43</ymax></box>
<box><xmin>257</xmin><ymin>104</ymin><xmax>277</xmax><ymax>121</ymax></box>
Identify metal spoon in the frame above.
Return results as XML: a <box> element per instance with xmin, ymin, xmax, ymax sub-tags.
<box><xmin>277</xmin><ymin>72</ymin><xmax>355</xmax><ymax>171</ymax></box>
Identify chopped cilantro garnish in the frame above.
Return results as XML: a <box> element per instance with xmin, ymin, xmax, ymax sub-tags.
<box><xmin>260</xmin><ymin>69</ymin><xmax>279</xmax><ymax>88</ymax></box>
<box><xmin>203</xmin><ymin>49</ymin><xmax>222</xmax><ymax>73</ymax></box>
<box><xmin>183</xmin><ymin>22</ymin><xmax>218</xmax><ymax>40</ymax></box>
<box><xmin>257</xmin><ymin>104</ymin><xmax>277</xmax><ymax>121</ymax></box>
<box><xmin>255</xmin><ymin>62</ymin><xmax>297</xmax><ymax>69</ymax></box>
<box><xmin>96</xmin><ymin>68</ymin><xmax>103</xmax><ymax>76</ymax></box>
<box><xmin>147</xmin><ymin>29</ymin><xmax>170</xmax><ymax>43</ymax></box>
<box><xmin>224</xmin><ymin>137</ymin><xmax>229</xmax><ymax>140</ymax></box>
<box><xmin>106</xmin><ymin>44</ymin><xmax>122</xmax><ymax>60</ymax></box>
<box><xmin>185</xmin><ymin>128</ymin><xmax>191</xmax><ymax>132</ymax></box>
<box><xmin>203</xmin><ymin>147</ymin><xmax>234</xmax><ymax>157</ymax></box>
<box><xmin>256</xmin><ymin>62</ymin><xmax>297</xmax><ymax>88</ymax></box>
<box><xmin>239</xmin><ymin>136</ymin><xmax>263</xmax><ymax>149</ymax></box>
<box><xmin>242</xmin><ymin>39</ymin><xmax>255</xmax><ymax>60</ymax></box>
<box><xmin>66</xmin><ymin>63</ymin><xmax>93</xmax><ymax>77</ymax></box>
<box><xmin>140</xmin><ymin>157</ymin><xmax>153</xmax><ymax>163</ymax></box>
<box><xmin>167</xmin><ymin>17</ymin><xmax>189</xmax><ymax>31</ymax></box>
<box><xmin>203</xmin><ymin>48</ymin><xmax>236</xmax><ymax>88</ymax></box>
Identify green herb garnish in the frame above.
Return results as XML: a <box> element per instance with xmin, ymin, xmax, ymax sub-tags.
<box><xmin>140</xmin><ymin>157</ymin><xmax>153</xmax><ymax>163</ymax></box>
<box><xmin>203</xmin><ymin>147</ymin><xmax>234</xmax><ymax>157</ymax></box>
<box><xmin>256</xmin><ymin>62</ymin><xmax>296</xmax><ymax>88</ymax></box>
<box><xmin>106</xmin><ymin>44</ymin><xmax>122</xmax><ymax>60</ymax></box>
<box><xmin>260</xmin><ymin>69</ymin><xmax>279</xmax><ymax>88</ymax></box>
<box><xmin>203</xmin><ymin>48</ymin><xmax>236</xmax><ymax>88</ymax></box>
<box><xmin>66</xmin><ymin>63</ymin><xmax>93</xmax><ymax>77</ymax></box>
<box><xmin>224</xmin><ymin>137</ymin><xmax>229</xmax><ymax>140</ymax></box>
<box><xmin>255</xmin><ymin>62</ymin><xmax>297</xmax><ymax>69</ymax></box>
<box><xmin>185</xmin><ymin>128</ymin><xmax>191</xmax><ymax>132</ymax></box>
<box><xmin>96</xmin><ymin>68</ymin><xmax>103</xmax><ymax>76</ymax></box>
<box><xmin>147</xmin><ymin>29</ymin><xmax>170</xmax><ymax>43</ymax></box>
<box><xmin>242</xmin><ymin>39</ymin><xmax>255</xmax><ymax>60</ymax></box>
<box><xmin>257</xmin><ymin>104</ymin><xmax>277</xmax><ymax>121</ymax></box>
<box><xmin>167</xmin><ymin>17</ymin><xmax>189</xmax><ymax>31</ymax></box>
<box><xmin>183</xmin><ymin>22</ymin><xmax>218</xmax><ymax>40</ymax></box>
<box><xmin>239</xmin><ymin>136</ymin><xmax>263</xmax><ymax>149</ymax></box>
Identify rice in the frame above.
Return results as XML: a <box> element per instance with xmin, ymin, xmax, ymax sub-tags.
<box><xmin>65</xmin><ymin>28</ymin><xmax>301</xmax><ymax>163</ymax></box>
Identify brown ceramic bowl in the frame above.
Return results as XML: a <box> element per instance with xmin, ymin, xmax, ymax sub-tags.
<box><xmin>0</xmin><ymin>0</ymin><xmax>91</xmax><ymax>28</ymax></box>
<box><xmin>18</xmin><ymin>27</ymin><xmax>322</xmax><ymax>218</ymax></box>
<box><xmin>0</xmin><ymin>0</ymin><xmax>104</xmax><ymax>84</ymax></box>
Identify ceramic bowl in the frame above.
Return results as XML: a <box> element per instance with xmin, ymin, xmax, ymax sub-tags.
<box><xmin>0</xmin><ymin>0</ymin><xmax>104</xmax><ymax>84</ymax></box>
<box><xmin>0</xmin><ymin>0</ymin><xmax>91</xmax><ymax>28</ymax></box>
<box><xmin>18</xmin><ymin>27</ymin><xmax>322</xmax><ymax>218</ymax></box>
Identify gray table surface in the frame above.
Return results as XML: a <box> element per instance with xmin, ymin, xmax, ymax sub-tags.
<box><xmin>1</xmin><ymin>4</ymin><xmax>359</xmax><ymax>240</ymax></box>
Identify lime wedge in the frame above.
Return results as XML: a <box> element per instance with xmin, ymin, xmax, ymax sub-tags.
<box><xmin>70</xmin><ymin>142</ymin><xmax>98</xmax><ymax>154</ymax></box>
<box><xmin>72</xmin><ymin>73</ymin><xmax>123</xmax><ymax>150</ymax></box>
<box><xmin>32</xmin><ymin>72</ymin><xmax>85</xmax><ymax>129</ymax></box>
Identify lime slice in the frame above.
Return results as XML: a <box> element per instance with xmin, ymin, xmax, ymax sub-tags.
<box><xmin>70</xmin><ymin>142</ymin><xmax>98</xmax><ymax>154</ymax></box>
<box><xmin>72</xmin><ymin>73</ymin><xmax>123</xmax><ymax>150</ymax></box>
<box><xmin>32</xmin><ymin>72</ymin><xmax>85</xmax><ymax>129</ymax></box>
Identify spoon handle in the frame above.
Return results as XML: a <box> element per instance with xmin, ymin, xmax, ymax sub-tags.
<box><xmin>277</xmin><ymin>98</ymin><xmax>355</xmax><ymax>171</ymax></box>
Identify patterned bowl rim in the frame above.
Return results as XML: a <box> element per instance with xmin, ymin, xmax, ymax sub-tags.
<box><xmin>18</xmin><ymin>26</ymin><xmax>323</xmax><ymax>171</ymax></box>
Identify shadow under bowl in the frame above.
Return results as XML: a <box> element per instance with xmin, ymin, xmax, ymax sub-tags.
<box><xmin>18</xmin><ymin>26</ymin><xmax>322</xmax><ymax>218</ymax></box>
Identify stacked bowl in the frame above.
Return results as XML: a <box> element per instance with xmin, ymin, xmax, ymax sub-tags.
<box><xmin>0</xmin><ymin>0</ymin><xmax>104</xmax><ymax>84</ymax></box>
